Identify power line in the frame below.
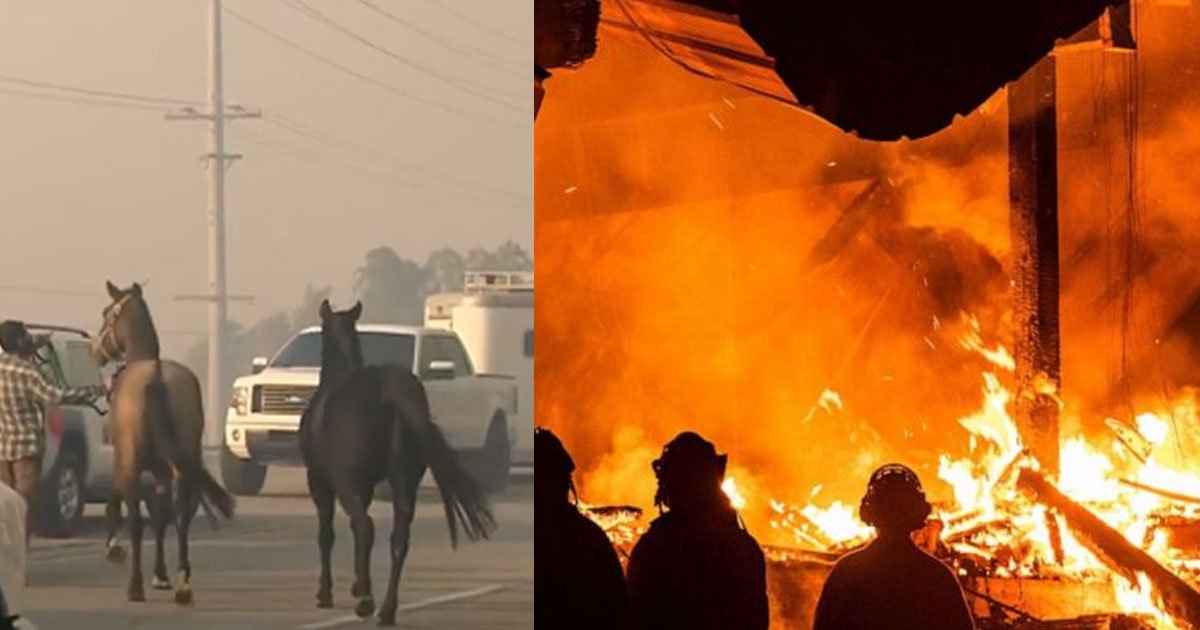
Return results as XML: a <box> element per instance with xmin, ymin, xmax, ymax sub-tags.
<box><xmin>0</xmin><ymin>85</ymin><xmax>166</xmax><ymax>112</ymax></box>
<box><xmin>233</xmin><ymin>128</ymin><xmax>462</xmax><ymax>199</ymax></box>
<box><xmin>352</xmin><ymin>0</ymin><xmax>526</xmax><ymax>75</ymax></box>
<box><xmin>0</xmin><ymin>75</ymin><xmax>528</xmax><ymax>209</ymax></box>
<box><xmin>223</xmin><ymin>5</ymin><xmax>526</xmax><ymax>129</ymax></box>
<box><xmin>0</xmin><ymin>74</ymin><xmax>202</xmax><ymax>107</ymax></box>
<box><xmin>0</xmin><ymin>285</ymin><xmax>106</xmax><ymax>298</ymax></box>
<box><xmin>416</xmin><ymin>0</ymin><xmax>530</xmax><ymax>49</ymax></box>
<box><xmin>280</xmin><ymin>0</ymin><xmax>526</xmax><ymax>113</ymax></box>
<box><xmin>233</xmin><ymin>127</ymin><xmax>529</xmax><ymax>212</ymax></box>
<box><xmin>263</xmin><ymin>112</ymin><xmax>529</xmax><ymax>203</ymax></box>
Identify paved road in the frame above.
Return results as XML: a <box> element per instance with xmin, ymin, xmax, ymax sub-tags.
<box><xmin>22</xmin><ymin>468</ymin><xmax>532</xmax><ymax>630</ymax></box>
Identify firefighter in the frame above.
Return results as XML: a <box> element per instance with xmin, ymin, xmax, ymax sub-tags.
<box><xmin>626</xmin><ymin>432</ymin><xmax>768</xmax><ymax>630</ymax></box>
<box><xmin>813</xmin><ymin>463</ymin><xmax>976</xmax><ymax>630</ymax></box>
<box><xmin>534</xmin><ymin>427</ymin><xmax>627</xmax><ymax>629</ymax></box>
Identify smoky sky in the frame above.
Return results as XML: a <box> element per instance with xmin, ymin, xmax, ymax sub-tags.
<box><xmin>0</xmin><ymin>0</ymin><xmax>531</xmax><ymax>357</ymax></box>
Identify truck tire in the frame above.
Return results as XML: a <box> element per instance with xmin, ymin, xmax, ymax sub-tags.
<box><xmin>36</xmin><ymin>448</ymin><xmax>86</xmax><ymax>539</ymax></box>
<box><xmin>463</xmin><ymin>412</ymin><xmax>511</xmax><ymax>496</ymax></box>
<box><xmin>221</xmin><ymin>446</ymin><xmax>267</xmax><ymax>497</ymax></box>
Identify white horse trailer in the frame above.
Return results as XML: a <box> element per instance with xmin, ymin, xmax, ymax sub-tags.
<box><xmin>425</xmin><ymin>271</ymin><xmax>533</xmax><ymax>466</ymax></box>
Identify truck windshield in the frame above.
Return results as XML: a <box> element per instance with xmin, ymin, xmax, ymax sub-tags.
<box><xmin>271</xmin><ymin>331</ymin><xmax>416</xmax><ymax>369</ymax></box>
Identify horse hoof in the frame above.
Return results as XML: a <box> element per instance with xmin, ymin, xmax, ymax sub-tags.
<box><xmin>175</xmin><ymin>586</ymin><xmax>194</xmax><ymax>606</ymax></box>
<box><xmin>106</xmin><ymin>545</ymin><xmax>126</xmax><ymax>565</ymax></box>
<box><xmin>377</xmin><ymin>611</ymin><xmax>397</xmax><ymax>626</ymax></box>
<box><xmin>128</xmin><ymin>588</ymin><xmax>146</xmax><ymax>603</ymax></box>
<box><xmin>152</xmin><ymin>575</ymin><xmax>172</xmax><ymax>590</ymax></box>
<box><xmin>354</xmin><ymin>597</ymin><xmax>376</xmax><ymax>619</ymax></box>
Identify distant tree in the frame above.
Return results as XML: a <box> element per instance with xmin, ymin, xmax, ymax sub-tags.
<box><xmin>183</xmin><ymin>321</ymin><xmax>246</xmax><ymax>415</ymax></box>
<box><xmin>463</xmin><ymin>240</ymin><xmax>533</xmax><ymax>272</ymax></box>
<box><xmin>424</xmin><ymin>247</ymin><xmax>467</xmax><ymax>294</ymax></box>
<box><xmin>354</xmin><ymin>247</ymin><xmax>425</xmax><ymax>324</ymax></box>
<box><xmin>289</xmin><ymin>284</ymin><xmax>332</xmax><ymax>331</ymax></box>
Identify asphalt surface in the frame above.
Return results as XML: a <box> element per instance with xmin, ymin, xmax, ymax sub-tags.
<box><xmin>22</xmin><ymin>466</ymin><xmax>533</xmax><ymax>630</ymax></box>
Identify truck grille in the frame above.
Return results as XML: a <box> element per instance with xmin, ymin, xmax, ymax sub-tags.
<box><xmin>255</xmin><ymin>384</ymin><xmax>316</xmax><ymax>415</ymax></box>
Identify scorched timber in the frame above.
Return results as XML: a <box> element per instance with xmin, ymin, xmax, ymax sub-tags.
<box><xmin>1017</xmin><ymin>468</ymin><xmax>1200</xmax><ymax>627</ymax></box>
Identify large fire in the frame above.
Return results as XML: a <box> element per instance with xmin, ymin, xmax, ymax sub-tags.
<box><xmin>538</xmin><ymin>1</ymin><xmax>1200</xmax><ymax>627</ymax></box>
<box><xmin>579</xmin><ymin>323</ymin><xmax>1200</xmax><ymax>628</ymax></box>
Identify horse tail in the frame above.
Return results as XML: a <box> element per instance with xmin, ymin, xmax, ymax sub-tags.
<box><xmin>144</xmin><ymin>365</ymin><xmax>235</xmax><ymax>520</ymax></box>
<box><xmin>388</xmin><ymin>373</ymin><xmax>495</xmax><ymax>547</ymax></box>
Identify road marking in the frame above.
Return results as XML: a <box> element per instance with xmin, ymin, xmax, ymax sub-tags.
<box><xmin>29</xmin><ymin>524</ymin><xmax>302</xmax><ymax>567</ymax></box>
<box><xmin>297</xmin><ymin>584</ymin><xmax>507</xmax><ymax>629</ymax></box>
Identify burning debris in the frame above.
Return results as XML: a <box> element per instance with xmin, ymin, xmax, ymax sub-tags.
<box><xmin>577</xmin><ymin>326</ymin><xmax>1200</xmax><ymax>629</ymax></box>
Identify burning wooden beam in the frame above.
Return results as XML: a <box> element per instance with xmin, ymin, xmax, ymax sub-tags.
<box><xmin>1017</xmin><ymin>467</ymin><xmax>1200</xmax><ymax>627</ymax></box>
<box><xmin>1118</xmin><ymin>478</ymin><xmax>1200</xmax><ymax>506</ymax></box>
<box><xmin>806</xmin><ymin>178</ymin><xmax>897</xmax><ymax>268</ymax></box>
<box><xmin>1009</xmin><ymin>56</ymin><xmax>1063</xmax><ymax>476</ymax></box>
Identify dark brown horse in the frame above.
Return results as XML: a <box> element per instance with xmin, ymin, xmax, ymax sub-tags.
<box><xmin>92</xmin><ymin>281</ymin><xmax>234</xmax><ymax>604</ymax></box>
<box><xmin>299</xmin><ymin>300</ymin><xmax>495</xmax><ymax>625</ymax></box>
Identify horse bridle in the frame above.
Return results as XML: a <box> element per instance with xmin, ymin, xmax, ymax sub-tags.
<box><xmin>95</xmin><ymin>293</ymin><xmax>134</xmax><ymax>365</ymax></box>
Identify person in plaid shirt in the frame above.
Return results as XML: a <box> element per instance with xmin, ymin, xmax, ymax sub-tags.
<box><xmin>0</xmin><ymin>321</ymin><xmax>106</xmax><ymax>543</ymax></box>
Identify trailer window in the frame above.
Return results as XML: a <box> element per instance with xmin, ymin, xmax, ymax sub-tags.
<box><xmin>523</xmin><ymin>330</ymin><xmax>534</xmax><ymax>358</ymax></box>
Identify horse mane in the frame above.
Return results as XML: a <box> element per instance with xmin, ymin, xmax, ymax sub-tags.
<box><xmin>122</xmin><ymin>295</ymin><xmax>161</xmax><ymax>361</ymax></box>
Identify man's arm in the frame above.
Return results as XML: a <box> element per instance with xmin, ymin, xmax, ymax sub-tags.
<box><xmin>20</xmin><ymin>363</ymin><xmax>104</xmax><ymax>407</ymax></box>
<box><xmin>944</xmin><ymin>573</ymin><xmax>978</xmax><ymax>630</ymax></box>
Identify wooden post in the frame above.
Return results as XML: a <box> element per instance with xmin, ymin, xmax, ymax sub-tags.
<box><xmin>1008</xmin><ymin>55</ymin><xmax>1061</xmax><ymax>476</ymax></box>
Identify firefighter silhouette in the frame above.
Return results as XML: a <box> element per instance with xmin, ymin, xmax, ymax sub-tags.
<box><xmin>534</xmin><ymin>427</ymin><xmax>627</xmax><ymax>629</ymax></box>
<box><xmin>626</xmin><ymin>432</ymin><xmax>768</xmax><ymax>630</ymax></box>
<box><xmin>813</xmin><ymin>463</ymin><xmax>975</xmax><ymax>630</ymax></box>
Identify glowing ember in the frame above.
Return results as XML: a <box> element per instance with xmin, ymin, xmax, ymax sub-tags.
<box><xmin>817</xmin><ymin>389</ymin><xmax>844</xmax><ymax>414</ymax></box>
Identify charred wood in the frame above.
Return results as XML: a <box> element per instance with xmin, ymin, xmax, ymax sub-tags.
<box><xmin>1017</xmin><ymin>468</ymin><xmax>1200</xmax><ymax>628</ymax></box>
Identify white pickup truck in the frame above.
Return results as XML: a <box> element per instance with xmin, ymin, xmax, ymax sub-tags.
<box><xmin>222</xmin><ymin>324</ymin><xmax>518</xmax><ymax>495</ymax></box>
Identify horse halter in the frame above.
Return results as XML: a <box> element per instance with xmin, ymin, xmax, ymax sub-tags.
<box><xmin>95</xmin><ymin>293</ymin><xmax>134</xmax><ymax>364</ymax></box>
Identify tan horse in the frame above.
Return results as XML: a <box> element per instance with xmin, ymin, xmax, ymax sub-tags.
<box><xmin>92</xmin><ymin>281</ymin><xmax>234</xmax><ymax>604</ymax></box>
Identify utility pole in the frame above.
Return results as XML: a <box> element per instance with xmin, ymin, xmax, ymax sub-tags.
<box><xmin>167</xmin><ymin>0</ymin><xmax>260</xmax><ymax>447</ymax></box>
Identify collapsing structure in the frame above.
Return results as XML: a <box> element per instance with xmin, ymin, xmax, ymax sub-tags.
<box><xmin>564</xmin><ymin>2</ymin><xmax>1200</xmax><ymax>628</ymax></box>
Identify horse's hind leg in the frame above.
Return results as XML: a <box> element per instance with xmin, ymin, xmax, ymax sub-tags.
<box><xmin>336</xmin><ymin>488</ymin><xmax>376</xmax><ymax>619</ymax></box>
<box><xmin>104</xmin><ymin>491</ymin><xmax>126</xmax><ymax>564</ymax></box>
<box><xmin>151</xmin><ymin>470</ymin><xmax>174</xmax><ymax>591</ymax></box>
<box><xmin>384</xmin><ymin>460</ymin><xmax>427</xmax><ymax>624</ymax></box>
<box><xmin>378</xmin><ymin>431</ymin><xmax>425</xmax><ymax>626</ymax></box>
<box><xmin>308</xmin><ymin>469</ymin><xmax>336</xmax><ymax>609</ymax></box>
<box><xmin>126</xmin><ymin>491</ymin><xmax>146</xmax><ymax>602</ymax></box>
<box><xmin>174</xmin><ymin>478</ymin><xmax>197</xmax><ymax>606</ymax></box>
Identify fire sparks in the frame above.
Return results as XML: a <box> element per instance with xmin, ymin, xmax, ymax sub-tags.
<box><xmin>817</xmin><ymin>389</ymin><xmax>843</xmax><ymax>414</ymax></box>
